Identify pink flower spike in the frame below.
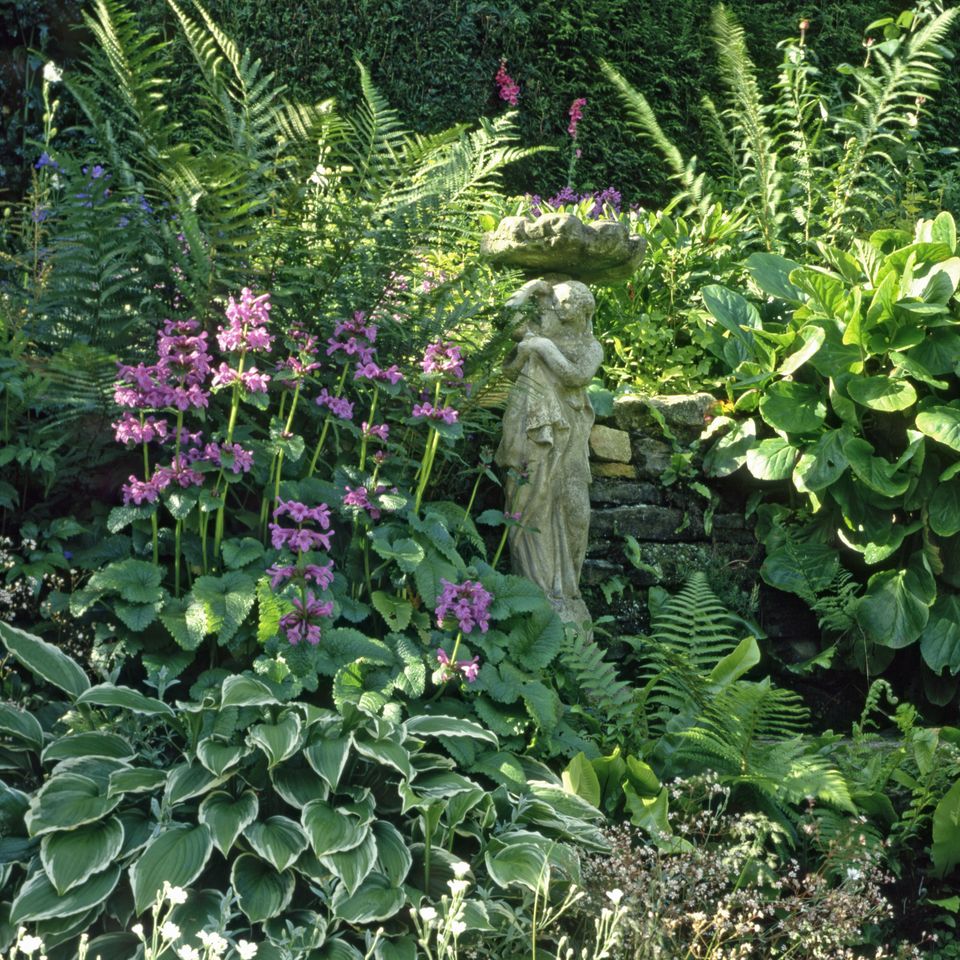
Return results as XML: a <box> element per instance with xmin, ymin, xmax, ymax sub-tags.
<box><xmin>567</xmin><ymin>97</ymin><xmax>587</xmax><ymax>139</ymax></box>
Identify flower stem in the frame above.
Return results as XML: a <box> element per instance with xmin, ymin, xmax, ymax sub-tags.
<box><xmin>492</xmin><ymin>526</ymin><xmax>510</xmax><ymax>569</ymax></box>
<box><xmin>358</xmin><ymin>384</ymin><xmax>379</xmax><ymax>473</ymax></box>
<box><xmin>213</xmin><ymin>350</ymin><xmax>247</xmax><ymax>562</ymax></box>
<box><xmin>307</xmin><ymin>363</ymin><xmax>349</xmax><ymax>478</ymax></box>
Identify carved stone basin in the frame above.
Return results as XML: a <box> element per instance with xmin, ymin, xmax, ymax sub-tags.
<box><xmin>480</xmin><ymin>212</ymin><xmax>645</xmax><ymax>284</ymax></box>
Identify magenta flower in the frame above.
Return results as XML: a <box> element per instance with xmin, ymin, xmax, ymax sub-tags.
<box><xmin>279</xmin><ymin>591</ymin><xmax>334</xmax><ymax>646</ymax></box>
<box><xmin>362</xmin><ymin>422</ymin><xmax>390</xmax><ymax>442</ymax></box>
<box><xmin>217</xmin><ymin>288</ymin><xmax>273</xmax><ymax>353</ymax></box>
<box><xmin>203</xmin><ymin>441</ymin><xmax>254</xmax><ymax>474</ymax></box>
<box><xmin>495</xmin><ymin>59</ymin><xmax>520</xmax><ymax>105</ymax></box>
<box><xmin>354</xmin><ymin>361</ymin><xmax>404</xmax><ymax>385</ymax></box>
<box><xmin>343</xmin><ymin>485</ymin><xmax>381</xmax><ymax>520</ymax></box>
<box><xmin>122</xmin><ymin>476</ymin><xmax>160</xmax><ymax>505</ymax></box>
<box><xmin>412</xmin><ymin>401</ymin><xmax>458</xmax><ymax>425</ymax></box>
<box><xmin>421</xmin><ymin>340</ymin><xmax>464</xmax><ymax>379</ymax></box>
<box><xmin>210</xmin><ymin>363</ymin><xmax>270</xmax><ymax>393</ymax></box>
<box><xmin>435</xmin><ymin>579</ymin><xmax>493</xmax><ymax>634</ymax></box>
<box><xmin>153</xmin><ymin>456</ymin><xmax>204</xmax><ymax>490</ymax></box>
<box><xmin>315</xmin><ymin>388</ymin><xmax>354</xmax><ymax>420</ymax></box>
<box><xmin>270</xmin><ymin>498</ymin><xmax>335</xmax><ymax>553</ymax></box>
<box><xmin>113</xmin><ymin>413</ymin><xmax>170</xmax><ymax>445</ymax></box>
<box><xmin>458</xmin><ymin>656</ymin><xmax>481</xmax><ymax>683</ymax></box>
<box><xmin>567</xmin><ymin>97</ymin><xmax>587</xmax><ymax>139</ymax></box>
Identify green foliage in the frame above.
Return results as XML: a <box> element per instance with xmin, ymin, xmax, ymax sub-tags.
<box><xmin>703</xmin><ymin>211</ymin><xmax>960</xmax><ymax>701</ymax></box>
<box><xmin>0</xmin><ymin>623</ymin><xmax>605</xmax><ymax>958</ymax></box>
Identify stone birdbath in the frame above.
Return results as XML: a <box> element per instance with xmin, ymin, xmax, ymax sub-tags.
<box><xmin>481</xmin><ymin>212</ymin><xmax>644</xmax><ymax>627</ymax></box>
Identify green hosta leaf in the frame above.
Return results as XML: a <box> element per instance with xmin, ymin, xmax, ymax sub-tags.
<box><xmin>199</xmin><ymin>790</ymin><xmax>258</xmax><ymax>857</ymax></box>
<box><xmin>25</xmin><ymin>774</ymin><xmax>121</xmax><ymax>837</ymax></box>
<box><xmin>248</xmin><ymin>712</ymin><xmax>303</xmax><ymax>768</ymax></box>
<box><xmin>372</xmin><ymin>821</ymin><xmax>412</xmax><ymax>886</ymax></box>
<box><xmin>221</xmin><ymin>674</ymin><xmax>279</xmax><ymax>708</ymax></box>
<box><xmin>222</xmin><ymin>537</ymin><xmax>265</xmax><ymax>569</ymax></box>
<box><xmin>921</xmin><ymin>595</ymin><xmax>960</xmax><ymax>676</ymax></box>
<box><xmin>11</xmin><ymin>863</ymin><xmax>120</xmax><ymax>923</ymax></box>
<box><xmin>745</xmin><ymin>437</ymin><xmax>798</xmax><ymax>481</ymax></box>
<box><xmin>165</xmin><ymin>762</ymin><xmax>229</xmax><ymax>805</ymax></box>
<box><xmin>485</xmin><ymin>840</ymin><xmax>547</xmax><ymax>892</ymax></box>
<box><xmin>331</xmin><ymin>873</ymin><xmax>405</xmax><ymax>923</ymax></box>
<box><xmin>231</xmin><ymin>853</ymin><xmax>295</xmax><ymax>923</ymax></box>
<box><xmin>191</xmin><ymin>572</ymin><xmax>257</xmax><ymax>644</ymax></box>
<box><xmin>91</xmin><ymin>559</ymin><xmax>163</xmax><ymax>603</ymax></box>
<box><xmin>302</xmin><ymin>800</ymin><xmax>367</xmax><ymax>856</ymax></box>
<box><xmin>932</xmin><ymin>779</ymin><xmax>960</xmax><ymax>878</ymax></box>
<box><xmin>160</xmin><ymin>597</ymin><xmax>208</xmax><ymax>651</ymax></box>
<box><xmin>243</xmin><ymin>816</ymin><xmax>309</xmax><ymax>873</ymax></box>
<box><xmin>562</xmin><ymin>752</ymin><xmax>601</xmax><ymax>808</ymax></box>
<box><xmin>759</xmin><ymin>382</ymin><xmax>826</xmax><ymax>434</ymax></box>
<box><xmin>197</xmin><ymin>739</ymin><xmax>248</xmax><ymax>777</ymax></box>
<box><xmin>847</xmin><ymin>376</ymin><xmax>917</xmax><ymax>412</ymax></box>
<box><xmin>746</xmin><ymin>252</ymin><xmax>803</xmax><ymax>301</ymax></box>
<box><xmin>857</xmin><ymin>568</ymin><xmax>933</xmax><ymax>649</ymax></box>
<box><xmin>843</xmin><ymin>438</ymin><xmax>910</xmax><ymax>497</ymax></box>
<box><xmin>321</xmin><ymin>828</ymin><xmax>377</xmax><ymax>896</ymax></box>
<box><xmin>271</xmin><ymin>757</ymin><xmax>328</xmax><ymax>807</ymax></box>
<box><xmin>930</xmin><ymin>480</ymin><xmax>960</xmax><ymax>538</ymax></box>
<box><xmin>130</xmin><ymin>823</ymin><xmax>213</xmax><ymax>913</ymax></box>
<box><xmin>42</xmin><ymin>732</ymin><xmax>134</xmax><ymax>763</ymax></box>
<box><xmin>0</xmin><ymin>703</ymin><xmax>43</xmax><ymax>751</ymax></box>
<box><xmin>76</xmin><ymin>683</ymin><xmax>174</xmax><ymax>717</ymax></box>
<box><xmin>403</xmin><ymin>714</ymin><xmax>498</xmax><ymax>745</ymax></box>
<box><xmin>917</xmin><ymin>406</ymin><xmax>960</xmax><ymax>454</ymax></box>
<box><xmin>0</xmin><ymin>622</ymin><xmax>90</xmax><ymax>697</ymax></box>
<box><xmin>41</xmin><ymin>816</ymin><xmax>124</xmax><ymax>895</ymax></box>
<box><xmin>353</xmin><ymin>734</ymin><xmax>412</xmax><ymax>780</ymax></box>
<box><xmin>304</xmin><ymin>736</ymin><xmax>351</xmax><ymax>790</ymax></box>
<box><xmin>108</xmin><ymin>768</ymin><xmax>167</xmax><ymax>796</ymax></box>
<box><xmin>371</xmin><ymin>591</ymin><xmax>412</xmax><ymax>632</ymax></box>
<box><xmin>793</xmin><ymin>429</ymin><xmax>849</xmax><ymax>492</ymax></box>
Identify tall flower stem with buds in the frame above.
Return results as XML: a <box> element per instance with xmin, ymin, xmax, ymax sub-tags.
<box><xmin>307</xmin><ymin>363</ymin><xmax>350</xmax><ymax>478</ymax></box>
<box><xmin>212</xmin><ymin>349</ymin><xmax>246</xmax><ymax>561</ymax></box>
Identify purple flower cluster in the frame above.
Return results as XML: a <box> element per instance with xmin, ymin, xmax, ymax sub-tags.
<box><xmin>437</xmin><ymin>648</ymin><xmax>481</xmax><ymax>683</ymax></box>
<box><xmin>568</xmin><ymin>97</ymin><xmax>587</xmax><ymax>139</ymax></box>
<box><xmin>315</xmin><ymin>388</ymin><xmax>354</xmax><ymax>420</ymax></box>
<box><xmin>362</xmin><ymin>422</ymin><xmax>390</xmax><ymax>442</ymax></box>
<box><xmin>122</xmin><ymin>454</ymin><xmax>205</xmax><ymax>505</ymax></box>
<box><xmin>412</xmin><ymin>401</ymin><xmax>458</xmax><ymax>425</ymax></box>
<box><xmin>528</xmin><ymin>187</ymin><xmax>623</xmax><ymax>219</ymax></box>
<box><xmin>113</xmin><ymin>413</ymin><xmax>170</xmax><ymax>445</ymax></box>
<box><xmin>280</xmin><ymin>593</ymin><xmax>335</xmax><ymax>646</ymax></box>
<box><xmin>495</xmin><ymin>60</ymin><xmax>520</xmax><ymax>106</ymax></box>
<box><xmin>342</xmin><ymin>484</ymin><xmax>388</xmax><ymax>521</ymax></box>
<box><xmin>203</xmin><ymin>441</ymin><xmax>254</xmax><ymax>474</ymax></box>
<box><xmin>421</xmin><ymin>340</ymin><xmax>464</xmax><ymax>379</ymax></box>
<box><xmin>217</xmin><ymin>288</ymin><xmax>274</xmax><ymax>353</ymax></box>
<box><xmin>355</xmin><ymin>362</ymin><xmax>403</xmax><ymax>385</ymax></box>
<box><xmin>270</xmin><ymin>499</ymin><xmax>334</xmax><ymax>552</ymax></box>
<box><xmin>267</xmin><ymin>561</ymin><xmax>334</xmax><ymax>590</ymax></box>
<box><xmin>327</xmin><ymin>311</ymin><xmax>377</xmax><ymax>365</ymax></box>
<box><xmin>211</xmin><ymin>363</ymin><xmax>270</xmax><ymax>393</ymax></box>
<box><xmin>435</xmin><ymin>578</ymin><xmax>493</xmax><ymax>634</ymax></box>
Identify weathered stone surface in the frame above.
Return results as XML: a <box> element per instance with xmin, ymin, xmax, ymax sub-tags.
<box><xmin>591</xmin><ymin>462</ymin><xmax>638</xmax><ymax>480</ymax></box>
<box><xmin>589</xmin><ymin>424</ymin><xmax>632</xmax><ymax>462</ymax></box>
<box><xmin>590</xmin><ymin>504</ymin><xmax>686</xmax><ymax>542</ymax></box>
<box><xmin>481</xmin><ymin>213</ymin><xmax>645</xmax><ymax>284</ymax></box>
<box><xmin>632</xmin><ymin>438</ymin><xmax>672</xmax><ymax>481</ymax></box>
<box><xmin>590</xmin><ymin>478</ymin><xmax>660</xmax><ymax>506</ymax></box>
<box><xmin>614</xmin><ymin>392</ymin><xmax>717</xmax><ymax>441</ymax></box>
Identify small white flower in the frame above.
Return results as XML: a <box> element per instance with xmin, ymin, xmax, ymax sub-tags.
<box><xmin>17</xmin><ymin>934</ymin><xmax>45</xmax><ymax>956</ymax></box>
<box><xmin>447</xmin><ymin>878</ymin><xmax>470</xmax><ymax>896</ymax></box>
<box><xmin>131</xmin><ymin>923</ymin><xmax>145</xmax><ymax>939</ymax></box>
<box><xmin>451</xmin><ymin>920</ymin><xmax>467</xmax><ymax>936</ymax></box>
<box><xmin>846</xmin><ymin>867</ymin><xmax>862</xmax><ymax>881</ymax></box>
<box><xmin>419</xmin><ymin>906</ymin><xmax>438</xmax><ymax>923</ymax></box>
<box><xmin>160</xmin><ymin>921</ymin><xmax>182</xmax><ymax>941</ymax></box>
<box><xmin>42</xmin><ymin>62</ymin><xmax>62</xmax><ymax>84</ymax></box>
<box><xmin>164</xmin><ymin>883</ymin><xmax>189</xmax><ymax>905</ymax></box>
<box><xmin>451</xmin><ymin>861</ymin><xmax>471</xmax><ymax>879</ymax></box>
<box><xmin>606</xmin><ymin>888</ymin><xmax>624</xmax><ymax>906</ymax></box>
<box><xmin>197</xmin><ymin>931</ymin><xmax>229</xmax><ymax>957</ymax></box>
<box><xmin>236</xmin><ymin>941</ymin><xmax>258</xmax><ymax>960</ymax></box>
<box><xmin>177</xmin><ymin>946</ymin><xmax>200</xmax><ymax>960</ymax></box>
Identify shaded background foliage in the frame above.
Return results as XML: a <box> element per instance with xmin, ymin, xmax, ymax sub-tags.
<box><xmin>6</xmin><ymin>0</ymin><xmax>959</xmax><ymax>206</ymax></box>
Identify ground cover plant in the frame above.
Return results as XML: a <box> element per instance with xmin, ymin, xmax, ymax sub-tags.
<box><xmin>5</xmin><ymin>0</ymin><xmax>960</xmax><ymax>958</ymax></box>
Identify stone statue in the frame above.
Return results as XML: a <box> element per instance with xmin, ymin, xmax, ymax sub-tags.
<box><xmin>495</xmin><ymin>278</ymin><xmax>603</xmax><ymax>625</ymax></box>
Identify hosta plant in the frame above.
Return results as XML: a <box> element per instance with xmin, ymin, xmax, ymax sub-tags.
<box><xmin>702</xmin><ymin>211</ymin><xmax>960</xmax><ymax>702</ymax></box>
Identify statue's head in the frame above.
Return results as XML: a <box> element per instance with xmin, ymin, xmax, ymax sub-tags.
<box><xmin>551</xmin><ymin>280</ymin><xmax>595</xmax><ymax>332</ymax></box>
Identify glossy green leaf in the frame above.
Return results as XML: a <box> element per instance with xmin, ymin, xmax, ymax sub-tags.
<box><xmin>843</xmin><ymin>438</ymin><xmax>910</xmax><ymax>497</ymax></box>
<box><xmin>0</xmin><ymin>622</ymin><xmax>90</xmax><ymax>698</ymax></box>
<box><xmin>41</xmin><ymin>816</ymin><xmax>124</xmax><ymax>895</ymax></box>
<box><xmin>746</xmin><ymin>252</ymin><xmax>803</xmax><ymax>301</ymax></box>
<box><xmin>25</xmin><ymin>774</ymin><xmax>122</xmax><ymax>837</ymax></box>
<box><xmin>745</xmin><ymin>437</ymin><xmax>798</xmax><ymax>480</ymax></box>
<box><xmin>0</xmin><ymin>703</ymin><xmax>43</xmax><ymax>751</ymax></box>
<box><xmin>793</xmin><ymin>429</ymin><xmax>849</xmax><ymax>492</ymax></box>
<box><xmin>758</xmin><ymin>381</ymin><xmax>826</xmax><ymax>434</ymax></box>
<box><xmin>248</xmin><ymin>712</ymin><xmax>303</xmax><ymax>768</ymax></box>
<box><xmin>42</xmin><ymin>732</ymin><xmax>134</xmax><ymax>763</ymax></box>
<box><xmin>921</xmin><ymin>595</ymin><xmax>960</xmax><ymax>676</ymax></box>
<box><xmin>930</xmin><ymin>480</ymin><xmax>960</xmax><ymax>537</ymax></box>
<box><xmin>485</xmin><ymin>840</ymin><xmax>547</xmax><ymax>892</ymax></box>
<box><xmin>847</xmin><ymin>376</ymin><xmax>917</xmax><ymax>412</ymax></box>
<box><xmin>778</xmin><ymin>326</ymin><xmax>825</xmax><ymax>376</ymax></box>
<box><xmin>198</xmin><ymin>790</ymin><xmax>258</xmax><ymax>857</ymax></box>
<box><xmin>331</xmin><ymin>873</ymin><xmax>406</xmax><ymax>923</ymax></box>
<box><xmin>76</xmin><ymin>683</ymin><xmax>174</xmax><ymax>717</ymax></box>
<box><xmin>932</xmin><ymin>779</ymin><xmax>960</xmax><ymax>878</ymax></box>
<box><xmin>403</xmin><ymin>714</ymin><xmax>498</xmax><ymax>745</ymax></box>
<box><xmin>857</xmin><ymin>568</ymin><xmax>932</xmax><ymax>649</ymax></box>
<box><xmin>302</xmin><ymin>800</ymin><xmax>367</xmax><ymax>856</ymax></box>
<box><xmin>231</xmin><ymin>853</ymin><xmax>295</xmax><ymax>923</ymax></box>
<box><xmin>130</xmin><ymin>823</ymin><xmax>213</xmax><ymax>913</ymax></box>
<box><xmin>561</xmin><ymin>753</ymin><xmax>601</xmax><ymax>808</ymax></box>
<box><xmin>917</xmin><ymin>406</ymin><xmax>960</xmax><ymax>453</ymax></box>
<box><xmin>321</xmin><ymin>828</ymin><xmax>377</xmax><ymax>895</ymax></box>
<box><xmin>165</xmin><ymin>762</ymin><xmax>228</xmax><ymax>804</ymax></box>
<box><xmin>221</xmin><ymin>674</ymin><xmax>278</xmax><ymax>708</ymax></box>
<box><xmin>11</xmin><ymin>863</ymin><xmax>120</xmax><ymax>923</ymax></box>
<box><xmin>372</xmin><ymin>821</ymin><xmax>412</xmax><ymax>886</ymax></box>
<box><xmin>353</xmin><ymin>734</ymin><xmax>412</xmax><ymax>779</ymax></box>
<box><xmin>243</xmin><ymin>816</ymin><xmax>309</xmax><ymax>873</ymax></box>
<box><xmin>108</xmin><ymin>768</ymin><xmax>167</xmax><ymax>797</ymax></box>
<box><xmin>304</xmin><ymin>736</ymin><xmax>351</xmax><ymax>790</ymax></box>
<box><xmin>197</xmin><ymin>738</ymin><xmax>248</xmax><ymax>777</ymax></box>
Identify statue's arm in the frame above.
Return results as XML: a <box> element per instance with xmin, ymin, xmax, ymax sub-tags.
<box><xmin>519</xmin><ymin>337</ymin><xmax>602</xmax><ymax>387</ymax></box>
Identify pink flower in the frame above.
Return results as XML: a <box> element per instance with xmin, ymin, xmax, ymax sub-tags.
<box><xmin>495</xmin><ymin>59</ymin><xmax>520</xmax><ymax>106</ymax></box>
<box><xmin>458</xmin><ymin>656</ymin><xmax>481</xmax><ymax>683</ymax></box>
<box><xmin>316</xmin><ymin>388</ymin><xmax>354</xmax><ymax>420</ymax></box>
<box><xmin>362</xmin><ymin>422</ymin><xmax>390</xmax><ymax>441</ymax></box>
<box><xmin>217</xmin><ymin>288</ymin><xmax>273</xmax><ymax>353</ymax></box>
<box><xmin>113</xmin><ymin>413</ymin><xmax>170</xmax><ymax>445</ymax></box>
<box><xmin>343</xmin><ymin>485</ymin><xmax>381</xmax><ymax>520</ymax></box>
<box><xmin>421</xmin><ymin>340</ymin><xmax>464</xmax><ymax>378</ymax></box>
<box><xmin>567</xmin><ymin>97</ymin><xmax>587</xmax><ymax>139</ymax></box>
<box><xmin>355</xmin><ymin>361</ymin><xmax>404</xmax><ymax>385</ymax></box>
<box><xmin>412</xmin><ymin>401</ymin><xmax>458</xmax><ymax>425</ymax></box>
<box><xmin>435</xmin><ymin>578</ymin><xmax>493</xmax><ymax>634</ymax></box>
<box><xmin>122</xmin><ymin>475</ymin><xmax>160</xmax><ymax>505</ymax></box>
<box><xmin>279</xmin><ymin>591</ymin><xmax>334</xmax><ymax>645</ymax></box>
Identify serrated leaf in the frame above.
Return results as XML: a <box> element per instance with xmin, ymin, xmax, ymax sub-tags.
<box><xmin>521</xmin><ymin>681</ymin><xmax>562</xmax><ymax>730</ymax></box>
<box><xmin>92</xmin><ymin>559</ymin><xmax>163</xmax><ymax>603</ymax></box>
<box><xmin>191</xmin><ymin>572</ymin><xmax>256</xmax><ymax>644</ymax></box>
<box><xmin>371</xmin><ymin>591</ymin><xmax>412</xmax><ymax>631</ymax></box>
<box><xmin>160</xmin><ymin>597</ymin><xmax>208</xmax><ymax>651</ymax></box>
<box><xmin>222</xmin><ymin>537</ymin><xmax>265</xmax><ymax>569</ymax></box>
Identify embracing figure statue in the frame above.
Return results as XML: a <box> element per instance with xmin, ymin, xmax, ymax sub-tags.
<box><xmin>495</xmin><ymin>278</ymin><xmax>603</xmax><ymax>626</ymax></box>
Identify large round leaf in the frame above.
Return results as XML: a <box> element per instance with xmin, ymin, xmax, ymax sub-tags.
<box><xmin>921</xmin><ymin>595</ymin><xmax>960</xmax><ymax>676</ymax></box>
<box><xmin>331</xmin><ymin>874</ymin><xmax>406</xmax><ymax>923</ymax></box>
<box><xmin>0</xmin><ymin>622</ymin><xmax>90</xmax><ymax>698</ymax></box>
<box><xmin>917</xmin><ymin>406</ymin><xmax>960</xmax><ymax>453</ymax></box>
<box><xmin>11</xmin><ymin>863</ymin><xmax>120</xmax><ymax>923</ymax></box>
<box><xmin>198</xmin><ymin>790</ymin><xmax>258</xmax><ymax>857</ymax></box>
<box><xmin>847</xmin><ymin>376</ymin><xmax>917</xmax><ymax>412</ymax></box>
<box><xmin>932</xmin><ymin>780</ymin><xmax>960</xmax><ymax>878</ymax></box>
<box><xmin>25</xmin><ymin>774</ymin><xmax>122</xmax><ymax>837</ymax></box>
<box><xmin>302</xmin><ymin>800</ymin><xmax>367</xmax><ymax>856</ymax></box>
<box><xmin>843</xmin><ymin>438</ymin><xmax>910</xmax><ymax>497</ymax></box>
<box><xmin>759</xmin><ymin>381</ymin><xmax>826</xmax><ymax>434</ymax></box>
<box><xmin>856</xmin><ymin>568</ymin><xmax>933</xmax><ymax>649</ymax></box>
<box><xmin>231</xmin><ymin>853</ymin><xmax>295</xmax><ymax>923</ymax></box>
<box><xmin>243</xmin><ymin>816</ymin><xmax>309</xmax><ymax>873</ymax></box>
<box><xmin>930</xmin><ymin>480</ymin><xmax>960</xmax><ymax>537</ymax></box>
<box><xmin>130</xmin><ymin>823</ymin><xmax>213</xmax><ymax>913</ymax></box>
<box><xmin>41</xmin><ymin>816</ymin><xmax>124</xmax><ymax>895</ymax></box>
<box><xmin>745</xmin><ymin>438</ymin><xmax>798</xmax><ymax>481</ymax></box>
<box><xmin>793</xmin><ymin>429</ymin><xmax>849</xmax><ymax>492</ymax></box>
<box><xmin>320</xmin><ymin>830</ymin><xmax>378</xmax><ymax>896</ymax></box>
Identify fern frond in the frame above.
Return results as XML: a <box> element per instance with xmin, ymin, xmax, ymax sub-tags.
<box><xmin>561</xmin><ymin>629</ymin><xmax>637</xmax><ymax>730</ymax></box>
